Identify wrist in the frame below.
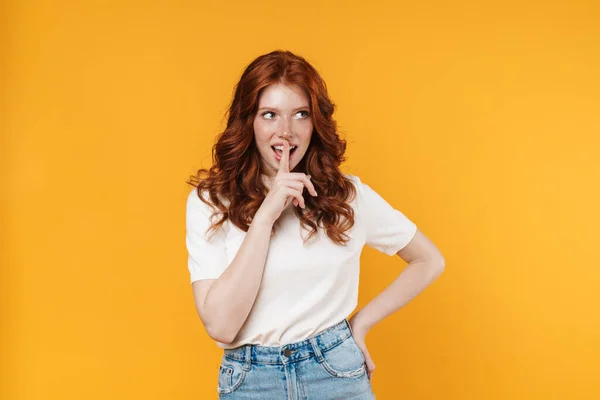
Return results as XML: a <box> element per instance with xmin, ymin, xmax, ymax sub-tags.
<box><xmin>349</xmin><ymin>312</ymin><xmax>372</xmax><ymax>336</ymax></box>
<box><xmin>251</xmin><ymin>212</ymin><xmax>275</xmax><ymax>228</ymax></box>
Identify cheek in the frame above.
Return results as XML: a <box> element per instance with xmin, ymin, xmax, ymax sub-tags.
<box><xmin>300</xmin><ymin>123</ymin><xmax>313</xmax><ymax>142</ymax></box>
<box><xmin>293</xmin><ymin>119</ymin><xmax>312</xmax><ymax>134</ymax></box>
<box><xmin>253</xmin><ymin>122</ymin><xmax>270</xmax><ymax>145</ymax></box>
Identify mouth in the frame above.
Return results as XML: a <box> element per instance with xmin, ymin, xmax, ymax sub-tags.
<box><xmin>271</xmin><ymin>145</ymin><xmax>298</xmax><ymax>160</ymax></box>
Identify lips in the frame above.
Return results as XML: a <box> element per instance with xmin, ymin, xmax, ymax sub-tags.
<box><xmin>272</xmin><ymin>146</ymin><xmax>297</xmax><ymax>161</ymax></box>
<box><xmin>271</xmin><ymin>143</ymin><xmax>298</xmax><ymax>147</ymax></box>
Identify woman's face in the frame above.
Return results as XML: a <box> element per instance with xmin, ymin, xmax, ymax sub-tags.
<box><xmin>253</xmin><ymin>83</ymin><xmax>313</xmax><ymax>177</ymax></box>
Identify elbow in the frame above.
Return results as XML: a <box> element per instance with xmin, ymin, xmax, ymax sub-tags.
<box><xmin>419</xmin><ymin>254</ymin><xmax>444</xmax><ymax>281</ymax></box>
<box><xmin>204</xmin><ymin>323</ymin><xmax>237</xmax><ymax>345</ymax></box>
<box><xmin>208</xmin><ymin>332</ymin><xmax>235</xmax><ymax>345</ymax></box>
<box><xmin>431</xmin><ymin>256</ymin><xmax>445</xmax><ymax>279</ymax></box>
<box><xmin>195</xmin><ymin>301</ymin><xmax>236</xmax><ymax>344</ymax></box>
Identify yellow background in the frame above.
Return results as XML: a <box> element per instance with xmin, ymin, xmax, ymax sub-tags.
<box><xmin>2</xmin><ymin>0</ymin><xmax>599</xmax><ymax>399</ymax></box>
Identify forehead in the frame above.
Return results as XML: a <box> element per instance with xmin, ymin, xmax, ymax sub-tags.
<box><xmin>258</xmin><ymin>83</ymin><xmax>309</xmax><ymax>108</ymax></box>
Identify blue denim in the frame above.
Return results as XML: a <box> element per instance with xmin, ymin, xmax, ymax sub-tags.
<box><xmin>217</xmin><ymin>318</ymin><xmax>376</xmax><ymax>399</ymax></box>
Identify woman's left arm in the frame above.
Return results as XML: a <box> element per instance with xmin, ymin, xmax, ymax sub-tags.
<box><xmin>349</xmin><ymin>229</ymin><xmax>445</xmax><ymax>380</ymax></box>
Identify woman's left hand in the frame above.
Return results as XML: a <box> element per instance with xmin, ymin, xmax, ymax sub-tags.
<box><xmin>348</xmin><ymin>317</ymin><xmax>376</xmax><ymax>380</ymax></box>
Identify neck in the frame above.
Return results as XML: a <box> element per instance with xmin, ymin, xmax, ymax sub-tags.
<box><xmin>260</xmin><ymin>173</ymin><xmax>275</xmax><ymax>189</ymax></box>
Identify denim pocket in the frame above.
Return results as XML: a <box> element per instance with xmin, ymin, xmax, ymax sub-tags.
<box><xmin>319</xmin><ymin>334</ymin><xmax>367</xmax><ymax>379</ymax></box>
<box><xmin>217</xmin><ymin>357</ymin><xmax>247</xmax><ymax>394</ymax></box>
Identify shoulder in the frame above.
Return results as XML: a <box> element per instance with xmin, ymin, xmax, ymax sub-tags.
<box><xmin>186</xmin><ymin>187</ymin><xmax>232</xmax><ymax>237</ymax></box>
<box><xmin>343</xmin><ymin>172</ymin><xmax>366</xmax><ymax>185</ymax></box>
<box><xmin>342</xmin><ymin>173</ymin><xmax>390</xmax><ymax>209</ymax></box>
<box><xmin>186</xmin><ymin>188</ymin><xmax>209</xmax><ymax>224</ymax></box>
<box><xmin>186</xmin><ymin>187</ymin><xmax>222</xmax><ymax>216</ymax></box>
<box><xmin>341</xmin><ymin>173</ymin><xmax>367</xmax><ymax>206</ymax></box>
<box><xmin>187</xmin><ymin>186</ymin><xmax>208</xmax><ymax>208</ymax></box>
<box><xmin>188</xmin><ymin>185</ymin><xmax>231</xmax><ymax>204</ymax></box>
<box><xmin>342</xmin><ymin>173</ymin><xmax>366</xmax><ymax>194</ymax></box>
<box><xmin>342</xmin><ymin>173</ymin><xmax>357</xmax><ymax>184</ymax></box>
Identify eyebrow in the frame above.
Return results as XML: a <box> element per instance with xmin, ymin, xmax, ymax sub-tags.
<box><xmin>257</xmin><ymin>106</ymin><xmax>310</xmax><ymax>112</ymax></box>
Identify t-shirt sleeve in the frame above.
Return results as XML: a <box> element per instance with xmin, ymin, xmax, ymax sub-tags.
<box><xmin>353</xmin><ymin>175</ymin><xmax>418</xmax><ymax>255</ymax></box>
<box><xmin>185</xmin><ymin>188</ymin><xmax>229</xmax><ymax>284</ymax></box>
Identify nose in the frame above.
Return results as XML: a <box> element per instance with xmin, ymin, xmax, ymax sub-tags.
<box><xmin>278</xmin><ymin>116</ymin><xmax>293</xmax><ymax>136</ymax></box>
<box><xmin>275</xmin><ymin>110</ymin><xmax>299</xmax><ymax>142</ymax></box>
<box><xmin>277</xmin><ymin>131</ymin><xmax>295</xmax><ymax>145</ymax></box>
<box><xmin>278</xmin><ymin>125</ymin><xmax>294</xmax><ymax>140</ymax></box>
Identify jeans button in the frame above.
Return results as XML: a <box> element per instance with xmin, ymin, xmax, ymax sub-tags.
<box><xmin>283</xmin><ymin>348</ymin><xmax>292</xmax><ymax>357</ymax></box>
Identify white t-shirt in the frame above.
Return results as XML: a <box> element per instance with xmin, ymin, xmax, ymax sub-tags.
<box><xmin>185</xmin><ymin>174</ymin><xmax>417</xmax><ymax>349</ymax></box>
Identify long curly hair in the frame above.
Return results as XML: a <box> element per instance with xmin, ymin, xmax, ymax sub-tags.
<box><xmin>187</xmin><ymin>50</ymin><xmax>356</xmax><ymax>245</ymax></box>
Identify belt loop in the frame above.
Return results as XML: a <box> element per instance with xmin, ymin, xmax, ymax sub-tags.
<box><xmin>344</xmin><ymin>318</ymin><xmax>354</xmax><ymax>336</ymax></box>
<box><xmin>243</xmin><ymin>344</ymin><xmax>252</xmax><ymax>371</ymax></box>
<box><xmin>309</xmin><ymin>337</ymin><xmax>325</xmax><ymax>363</ymax></box>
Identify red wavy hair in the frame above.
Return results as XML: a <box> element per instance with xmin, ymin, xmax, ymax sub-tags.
<box><xmin>187</xmin><ymin>50</ymin><xmax>356</xmax><ymax>245</ymax></box>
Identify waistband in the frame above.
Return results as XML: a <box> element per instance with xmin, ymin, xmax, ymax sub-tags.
<box><xmin>223</xmin><ymin>318</ymin><xmax>354</xmax><ymax>366</ymax></box>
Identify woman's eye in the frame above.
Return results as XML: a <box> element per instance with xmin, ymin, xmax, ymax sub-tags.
<box><xmin>261</xmin><ymin>110</ymin><xmax>309</xmax><ymax>119</ymax></box>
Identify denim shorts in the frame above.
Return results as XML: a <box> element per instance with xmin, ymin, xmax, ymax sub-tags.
<box><xmin>217</xmin><ymin>318</ymin><xmax>376</xmax><ymax>399</ymax></box>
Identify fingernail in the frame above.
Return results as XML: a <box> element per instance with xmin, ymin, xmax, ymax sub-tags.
<box><xmin>307</xmin><ymin>175</ymin><xmax>311</xmax><ymax>179</ymax></box>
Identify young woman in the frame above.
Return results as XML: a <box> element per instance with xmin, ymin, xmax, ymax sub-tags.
<box><xmin>186</xmin><ymin>50</ymin><xmax>445</xmax><ymax>399</ymax></box>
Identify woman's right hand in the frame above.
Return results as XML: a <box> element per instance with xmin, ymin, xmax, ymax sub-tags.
<box><xmin>254</xmin><ymin>139</ymin><xmax>318</xmax><ymax>225</ymax></box>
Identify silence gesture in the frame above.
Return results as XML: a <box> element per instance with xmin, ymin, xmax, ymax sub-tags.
<box><xmin>254</xmin><ymin>139</ymin><xmax>318</xmax><ymax>225</ymax></box>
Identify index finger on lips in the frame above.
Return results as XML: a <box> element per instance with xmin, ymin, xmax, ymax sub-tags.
<box><xmin>277</xmin><ymin>139</ymin><xmax>290</xmax><ymax>175</ymax></box>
